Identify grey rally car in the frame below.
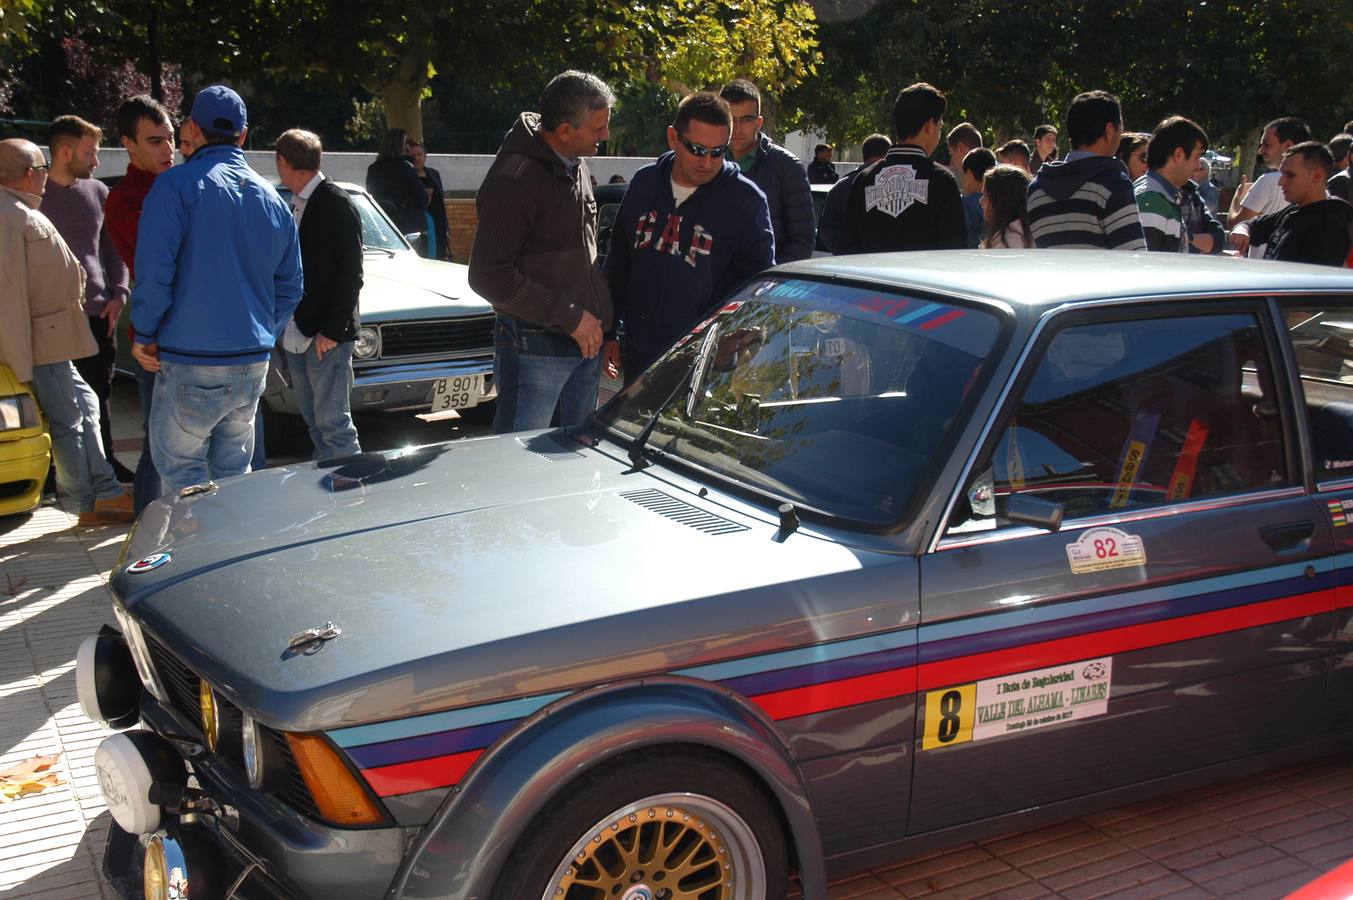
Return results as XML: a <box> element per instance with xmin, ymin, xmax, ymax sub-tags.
<box><xmin>79</xmin><ymin>251</ymin><xmax>1353</xmax><ymax>899</ymax></box>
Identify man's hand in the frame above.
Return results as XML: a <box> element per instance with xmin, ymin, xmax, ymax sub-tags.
<box><xmin>1227</xmin><ymin>230</ymin><xmax>1251</xmax><ymax>255</ymax></box>
<box><xmin>1191</xmin><ymin>233</ymin><xmax>1215</xmax><ymax>255</ymax></box>
<box><xmin>101</xmin><ymin>299</ymin><xmax>125</xmax><ymax>338</ymax></box>
<box><xmin>314</xmin><ymin>334</ymin><xmax>338</xmax><ymax>361</ymax></box>
<box><xmin>571</xmin><ymin>311</ymin><xmax>603</xmax><ymax>359</ymax></box>
<box><xmin>132</xmin><ymin>341</ymin><xmax>160</xmax><ymax>373</ymax></box>
<box><xmin>602</xmin><ymin>339</ymin><xmax>621</xmax><ymax>379</ymax></box>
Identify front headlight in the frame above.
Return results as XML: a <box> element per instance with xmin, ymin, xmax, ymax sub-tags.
<box><xmin>0</xmin><ymin>394</ymin><xmax>39</xmax><ymax>430</ymax></box>
<box><xmin>353</xmin><ymin>326</ymin><xmax>380</xmax><ymax>359</ymax></box>
<box><xmin>111</xmin><ymin>605</ymin><xmax>167</xmax><ymax>704</ymax></box>
<box><xmin>242</xmin><ymin>713</ymin><xmax>288</xmax><ymax>791</ymax></box>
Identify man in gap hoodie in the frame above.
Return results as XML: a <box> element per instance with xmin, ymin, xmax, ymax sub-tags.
<box><xmin>603</xmin><ymin>92</ymin><xmax>774</xmax><ymax>379</ymax></box>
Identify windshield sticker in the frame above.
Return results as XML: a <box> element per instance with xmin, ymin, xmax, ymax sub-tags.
<box><xmin>1328</xmin><ymin>498</ymin><xmax>1352</xmax><ymax>527</ymax></box>
<box><xmin>922</xmin><ymin>657</ymin><xmax>1114</xmax><ymax>750</ymax></box>
<box><xmin>1066</xmin><ymin>527</ymin><xmax>1146</xmax><ymax>574</ymax></box>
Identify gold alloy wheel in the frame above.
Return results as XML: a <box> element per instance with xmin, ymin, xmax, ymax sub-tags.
<box><xmin>546</xmin><ymin>793</ymin><xmax>765</xmax><ymax>900</ymax></box>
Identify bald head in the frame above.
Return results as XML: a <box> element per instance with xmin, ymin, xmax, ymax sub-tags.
<box><xmin>0</xmin><ymin>139</ymin><xmax>46</xmax><ymax>191</ymax></box>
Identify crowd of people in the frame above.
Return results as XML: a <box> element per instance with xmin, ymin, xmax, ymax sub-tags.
<box><xmin>1</xmin><ymin>85</ymin><xmax>363</xmax><ymax>527</ymax></box>
<box><xmin>3</xmin><ymin>71</ymin><xmax>1352</xmax><ymax>528</ymax></box>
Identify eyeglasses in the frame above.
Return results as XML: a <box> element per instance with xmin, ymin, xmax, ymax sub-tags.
<box><xmin>676</xmin><ymin>134</ymin><xmax>731</xmax><ymax>158</ymax></box>
<box><xmin>29</xmin><ymin>163</ymin><xmax>49</xmax><ymax>172</ymax></box>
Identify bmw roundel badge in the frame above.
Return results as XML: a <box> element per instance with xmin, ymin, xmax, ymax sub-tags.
<box><xmin>127</xmin><ymin>552</ymin><xmax>171</xmax><ymax>574</ymax></box>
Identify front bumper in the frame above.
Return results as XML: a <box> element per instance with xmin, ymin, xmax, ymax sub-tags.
<box><xmin>99</xmin><ymin>698</ymin><xmax>407</xmax><ymax>900</ymax></box>
<box><xmin>350</xmin><ymin>356</ymin><xmax>496</xmax><ymax>413</ymax></box>
<box><xmin>0</xmin><ymin>431</ymin><xmax>51</xmax><ymax>515</ymax></box>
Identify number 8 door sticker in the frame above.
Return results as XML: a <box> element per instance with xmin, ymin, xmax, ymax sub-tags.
<box><xmin>921</xmin><ymin>683</ymin><xmax>976</xmax><ymax>750</ymax></box>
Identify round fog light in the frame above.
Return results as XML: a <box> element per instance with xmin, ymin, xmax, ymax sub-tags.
<box><xmin>199</xmin><ymin>682</ymin><xmax>220</xmax><ymax>752</ymax></box>
<box><xmin>143</xmin><ymin>828</ymin><xmax>224</xmax><ymax>900</ymax></box>
<box><xmin>77</xmin><ymin>633</ymin><xmax>142</xmax><ymax>728</ymax></box>
<box><xmin>94</xmin><ymin>732</ymin><xmax>186</xmax><ymax>835</ymax></box>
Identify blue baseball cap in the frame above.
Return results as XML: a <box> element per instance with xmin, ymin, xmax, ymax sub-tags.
<box><xmin>191</xmin><ymin>85</ymin><xmax>247</xmax><ymax>137</ymax></box>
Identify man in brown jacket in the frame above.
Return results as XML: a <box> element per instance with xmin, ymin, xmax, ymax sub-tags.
<box><xmin>0</xmin><ymin>139</ymin><xmax>133</xmax><ymax>526</ymax></box>
<box><xmin>469</xmin><ymin>70</ymin><xmax>615</xmax><ymax>433</ymax></box>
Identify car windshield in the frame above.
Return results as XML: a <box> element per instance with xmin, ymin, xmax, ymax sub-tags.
<box><xmin>595</xmin><ymin>277</ymin><xmax>1003</xmax><ymax>526</ymax></box>
<box><xmin>275</xmin><ymin>186</ymin><xmax>410</xmax><ymax>253</ymax></box>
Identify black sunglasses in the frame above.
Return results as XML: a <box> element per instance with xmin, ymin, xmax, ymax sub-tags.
<box><xmin>676</xmin><ymin>134</ymin><xmax>731</xmax><ymax>158</ymax></box>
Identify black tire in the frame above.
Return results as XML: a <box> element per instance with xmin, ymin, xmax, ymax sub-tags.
<box><xmin>491</xmin><ymin>747</ymin><xmax>789</xmax><ymax>900</ymax></box>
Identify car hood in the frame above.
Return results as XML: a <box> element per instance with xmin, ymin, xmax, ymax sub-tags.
<box><xmin>113</xmin><ymin>432</ymin><xmax>904</xmax><ymax>731</ymax></box>
<box><xmin>358</xmin><ymin>253</ymin><xmax>492</xmax><ymax>322</ymax></box>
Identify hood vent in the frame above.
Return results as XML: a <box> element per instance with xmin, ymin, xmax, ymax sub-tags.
<box><xmin>516</xmin><ymin>432</ymin><xmax>584</xmax><ymax>461</ymax></box>
<box><xmin>619</xmin><ymin>488</ymin><xmax>749</xmax><ymax>535</ymax></box>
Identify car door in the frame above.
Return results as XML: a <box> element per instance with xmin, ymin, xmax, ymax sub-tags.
<box><xmin>1276</xmin><ymin>296</ymin><xmax>1353</xmax><ymax>734</ymax></box>
<box><xmin>909</xmin><ymin>299</ymin><xmax>1335</xmax><ymax>834</ymax></box>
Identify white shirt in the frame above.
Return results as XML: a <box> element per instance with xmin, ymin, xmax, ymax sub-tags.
<box><xmin>1239</xmin><ymin>172</ymin><xmax>1288</xmax><ymax>258</ymax></box>
<box><xmin>671</xmin><ymin>178</ymin><xmax>697</xmax><ymax>208</ymax></box>
<box><xmin>291</xmin><ymin>171</ymin><xmax>325</xmax><ymax>225</ymax></box>
<box><xmin>283</xmin><ymin>171</ymin><xmax>327</xmax><ymax>353</ymax></box>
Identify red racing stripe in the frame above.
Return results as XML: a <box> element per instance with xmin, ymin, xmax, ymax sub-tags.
<box><xmin>917</xmin><ymin>588</ymin><xmax>1336</xmax><ymax>691</ymax></box>
<box><xmin>362</xmin><ymin>748</ymin><xmax>482</xmax><ymax>797</ymax></box>
<box><xmin>750</xmin><ymin>664</ymin><xmax>917</xmax><ymax>719</ymax></box>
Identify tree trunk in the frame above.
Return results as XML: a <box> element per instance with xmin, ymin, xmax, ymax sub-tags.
<box><xmin>379</xmin><ymin>78</ymin><xmax>424</xmax><ymax>141</ymax></box>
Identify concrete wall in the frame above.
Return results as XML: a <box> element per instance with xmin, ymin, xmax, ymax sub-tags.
<box><xmin>94</xmin><ymin>148</ymin><xmax>653</xmax><ymax>195</ymax></box>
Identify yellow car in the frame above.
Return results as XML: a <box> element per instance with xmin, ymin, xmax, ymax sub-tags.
<box><xmin>0</xmin><ymin>363</ymin><xmax>51</xmax><ymax>516</ymax></box>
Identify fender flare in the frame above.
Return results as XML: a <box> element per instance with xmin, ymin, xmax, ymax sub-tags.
<box><xmin>386</xmin><ymin>676</ymin><xmax>826</xmax><ymax>899</ymax></box>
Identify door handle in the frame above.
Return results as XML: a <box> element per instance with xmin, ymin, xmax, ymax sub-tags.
<box><xmin>1259</xmin><ymin>521</ymin><xmax>1315</xmax><ymax>552</ymax></box>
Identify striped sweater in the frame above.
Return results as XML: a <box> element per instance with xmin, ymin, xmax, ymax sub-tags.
<box><xmin>1133</xmin><ymin>171</ymin><xmax>1188</xmax><ymax>253</ymax></box>
<box><xmin>1026</xmin><ymin>154</ymin><xmax>1146</xmax><ymax>251</ymax></box>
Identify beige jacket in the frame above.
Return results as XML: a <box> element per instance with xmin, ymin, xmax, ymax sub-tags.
<box><xmin>0</xmin><ymin>184</ymin><xmax>92</xmax><ymax>382</ymax></box>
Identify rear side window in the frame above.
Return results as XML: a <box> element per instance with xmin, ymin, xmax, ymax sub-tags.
<box><xmin>1281</xmin><ymin>302</ymin><xmax>1353</xmax><ymax>486</ymax></box>
<box><xmin>947</xmin><ymin>311</ymin><xmax>1290</xmax><ymax>535</ymax></box>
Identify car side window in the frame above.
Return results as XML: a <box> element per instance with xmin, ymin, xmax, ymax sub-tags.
<box><xmin>1280</xmin><ymin>302</ymin><xmax>1353</xmax><ymax>486</ymax></box>
<box><xmin>946</xmin><ymin>311</ymin><xmax>1290</xmax><ymax>536</ymax></box>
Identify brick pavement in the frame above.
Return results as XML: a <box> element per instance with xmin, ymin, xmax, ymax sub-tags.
<box><xmin>3</xmin><ymin>390</ymin><xmax>1353</xmax><ymax>898</ymax></box>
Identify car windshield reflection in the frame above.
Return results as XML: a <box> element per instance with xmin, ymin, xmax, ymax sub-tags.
<box><xmin>596</xmin><ymin>277</ymin><xmax>1003</xmax><ymax>526</ymax></box>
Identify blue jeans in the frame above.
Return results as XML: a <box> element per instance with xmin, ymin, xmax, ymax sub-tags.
<box><xmin>284</xmin><ymin>341</ymin><xmax>360</xmax><ymax>460</ymax></box>
<box><xmin>30</xmin><ymin>362</ymin><xmax>124</xmax><ymax>513</ymax></box>
<box><xmin>492</xmin><ymin>314</ymin><xmax>601</xmax><ymax>434</ymax></box>
<box><xmin>151</xmin><ymin>360</ymin><xmax>267</xmax><ymax>495</ymax></box>
<box><xmin>133</xmin><ymin>363</ymin><xmax>160</xmax><ymax>514</ymax></box>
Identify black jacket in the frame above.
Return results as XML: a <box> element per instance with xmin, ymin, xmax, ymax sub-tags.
<box><xmin>293</xmin><ymin>178</ymin><xmax>364</xmax><ymax>342</ymax></box>
<box><xmin>742</xmin><ymin>132</ymin><xmax>815</xmax><ymax>262</ymax></box>
<box><xmin>419</xmin><ymin>165</ymin><xmax>451</xmax><ymax>260</ymax></box>
<box><xmin>366</xmin><ymin>156</ymin><xmax>429</xmax><ymax>234</ymax></box>
<box><xmin>807</xmin><ymin>158</ymin><xmax>838</xmax><ymax>184</ymax></box>
<box><xmin>836</xmin><ymin>145</ymin><xmax>967</xmax><ymax>253</ymax></box>
<box><xmin>1249</xmin><ymin>198</ymin><xmax>1353</xmax><ymax>267</ymax></box>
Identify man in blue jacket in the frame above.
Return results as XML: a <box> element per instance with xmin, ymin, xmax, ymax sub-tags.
<box><xmin>603</xmin><ymin>92</ymin><xmax>774</xmax><ymax>379</ymax></box>
<box><xmin>131</xmin><ymin>85</ymin><xmax>302</xmax><ymax>495</ymax></box>
<box><xmin>719</xmin><ymin>79</ymin><xmax>814</xmax><ymax>262</ymax></box>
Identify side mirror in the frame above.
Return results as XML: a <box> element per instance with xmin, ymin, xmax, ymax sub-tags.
<box><xmin>1003</xmin><ymin>494</ymin><xmax>1064</xmax><ymax>532</ymax></box>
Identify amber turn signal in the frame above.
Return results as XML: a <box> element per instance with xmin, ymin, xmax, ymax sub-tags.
<box><xmin>285</xmin><ymin>733</ymin><xmax>383</xmax><ymax>826</ymax></box>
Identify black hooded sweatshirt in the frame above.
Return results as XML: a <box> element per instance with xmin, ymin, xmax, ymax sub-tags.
<box><xmin>1249</xmin><ymin>198</ymin><xmax>1353</xmax><ymax>267</ymax></box>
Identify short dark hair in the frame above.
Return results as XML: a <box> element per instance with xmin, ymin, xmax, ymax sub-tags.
<box><xmin>673</xmin><ymin>92</ymin><xmax>732</xmax><ymax>135</ymax></box>
<box><xmin>1146</xmin><ymin>116</ymin><xmax>1208</xmax><ymax>170</ymax></box>
<box><xmin>1329</xmin><ymin>133</ymin><xmax>1352</xmax><ymax>165</ymax></box>
<box><xmin>116</xmin><ymin>95</ymin><xmax>172</xmax><ymax>144</ymax></box>
<box><xmin>892</xmin><ymin>82</ymin><xmax>946</xmax><ymax>143</ymax></box>
<box><xmin>719</xmin><ymin>79</ymin><xmax>761</xmax><ymax>110</ymax></box>
<box><xmin>1066</xmin><ymin>91</ymin><xmax>1122</xmax><ymax>149</ymax></box>
<box><xmin>997</xmin><ymin>139</ymin><xmax>1031</xmax><ymax>163</ymax></box>
<box><xmin>1284</xmin><ymin>141</ymin><xmax>1335</xmax><ymax>178</ymax></box>
<box><xmin>1034</xmin><ymin>124</ymin><xmax>1057</xmax><ymax>140</ymax></box>
<box><xmin>1265</xmin><ymin>117</ymin><xmax>1311</xmax><ymax>146</ymax></box>
<box><xmin>377</xmin><ymin>127</ymin><xmax>411</xmax><ymax>160</ymax></box>
<box><xmin>861</xmin><ymin>133</ymin><xmax>891</xmax><ymax>161</ymax></box>
<box><xmin>49</xmin><ymin>115</ymin><xmax>102</xmax><ymax>152</ymax></box>
<box><xmin>539</xmin><ymin>70</ymin><xmax>615</xmax><ymax>131</ymax></box>
<box><xmin>814</xmin><ymin>142</ymin><xmax>831</xmax><ymax>155</ymax></box>
<box><xmin>962</xmin><ymin>146</ymin><xmax>997</xmax><ymax>181</ymax></box>
<box><xmin>276</xmin><ymin>128</ymin><xmax>322</xmax><ymax>171</ymax></box>
<box><xmin>947</xmin><ymin>122</ymin><xmax>982</xmax><ymax>150</ymax></box>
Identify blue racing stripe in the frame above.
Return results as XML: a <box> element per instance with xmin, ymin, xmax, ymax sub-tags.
<box><xmin>718</xmin><ymin>644</ymin><xmax>918</xmax><ymax>698</ymax></box>
<box><xmin>331</xmin><ymin>691</ymin><xmax>567</xmax><ymax>748</ymax></box>
<box><xmin>346</xmin><ymin>719</ymin><xmax>515</xmax><ymax>769</ymax></box>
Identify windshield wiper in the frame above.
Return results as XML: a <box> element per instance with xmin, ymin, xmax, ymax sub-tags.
<box><xmin>364</xmin><ymin>246</ymin><xmax>397</xmax><ymax>257</ymax></box>
<box><xmin>628</xmin><ymin>356</ymin><xmax>700</xmax><ymax>470</ymax></box>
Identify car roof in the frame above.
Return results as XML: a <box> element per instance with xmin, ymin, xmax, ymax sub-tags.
<box><xmin>778</xmin><ymin>250</ymin><xmax>1353</xmax><ymax>310</ymax></box>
